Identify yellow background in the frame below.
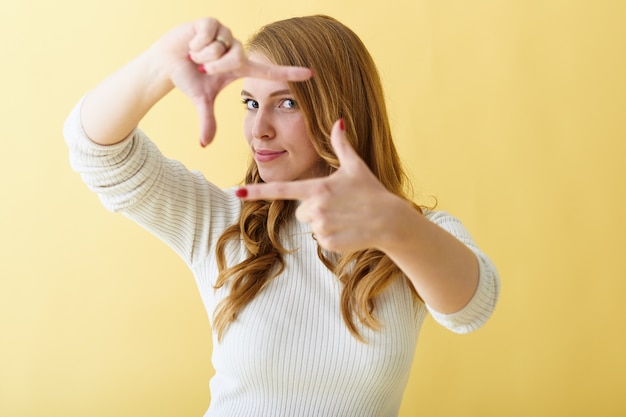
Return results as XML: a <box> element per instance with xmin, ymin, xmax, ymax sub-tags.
<box><xmin>1</xmin><ymin>0</ymin><xmax>625</xmax><ymax>415</ymax></box>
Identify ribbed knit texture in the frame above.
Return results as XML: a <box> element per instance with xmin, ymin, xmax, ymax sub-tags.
<box><xmin>64</xmin><ymin>99</ymin><xmax>500</xmax><ymax>417</ymax></box>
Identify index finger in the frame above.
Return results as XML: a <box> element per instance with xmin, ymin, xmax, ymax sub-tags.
<box><xmin>201</xmin><ymin>42</ymin><xmax>313</xmax><ymax>82</ymax></box>
<box><xmin>237</xmin><ymin>179</ymin><xmax>319</xmax><ymax>201</ymax></box>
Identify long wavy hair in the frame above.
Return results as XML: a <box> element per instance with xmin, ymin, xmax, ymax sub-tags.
<box><xmin>213</xmin><ymin>15</ymin><xmax>422</xmax><ymax>341</ymax></box>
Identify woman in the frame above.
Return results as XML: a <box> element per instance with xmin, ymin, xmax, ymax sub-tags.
<box><xmin>64</xmin><ymin>15</ymin><xmax>499</xmax><ymax>417</ymax></box>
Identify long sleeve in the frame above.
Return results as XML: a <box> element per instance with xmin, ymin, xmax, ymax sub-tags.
<box><xmin>424</xmin><ymin>210</ymin><xmax>500</xmax><ymax>333</ymax></box>
<box><xmin>63</xmin><ymin>97</ymin><xmax>241</xmax><ymax>267</ymax></box>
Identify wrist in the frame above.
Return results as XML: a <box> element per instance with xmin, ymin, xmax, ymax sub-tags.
<box><xmin>376</xmin><ymin>195</ymin><xmax>422</xmax><ymax>253</ymax></box>
<box><xmin>140</xmin><ymin>44</ymin><xmax>177</xmax><ymax>99</ymax></box>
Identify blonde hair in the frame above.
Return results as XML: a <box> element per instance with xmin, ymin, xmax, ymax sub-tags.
<box><xmin>213</xmin><ymin>15</ymin><xmax>421</xmax><ymax>341</ymax></box>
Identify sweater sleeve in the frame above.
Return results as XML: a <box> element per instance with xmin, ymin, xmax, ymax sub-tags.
<box><xmin>62</xmin><ymin>97</ymin><xmax>240</xmax><ymax>267</ymax></box>
<box><xmin>423</xmin><ymin>210</ymin><xmax>501</xmax><ymax>333</ymax></box>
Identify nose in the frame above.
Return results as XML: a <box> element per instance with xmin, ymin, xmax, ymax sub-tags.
<box><xmin>251</xmin><ymin>108</ymin><xmax>275</xmax><ymax>140</ymax></box>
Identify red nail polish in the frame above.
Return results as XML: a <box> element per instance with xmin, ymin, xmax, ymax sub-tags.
<box><xmin>197</xmin><ymin>64</ymin><xmax>206</xmax><ymax>74</ymax></box>
<box><xmin>310</xmin><ymin>69</ymin><xmax>315</xmax><ymax>78</ymax></box>
<box><xmin>235</xmin><ymin>187</ymin><xmax>248</xmax><ymax>198</ymax></box>
<box><xmin>339</xmin><ymin>118</ymin><xmax>345</xmax><ymax>131</ymax></box>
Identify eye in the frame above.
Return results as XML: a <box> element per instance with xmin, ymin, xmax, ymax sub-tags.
<box><xmin>280</xmin><ymin>98</ymin><xmax>298</xmax><ymax>109</ymax></box>
<box><xmin>242</xmin><ymin>98</ymin><xmax>259</xmax><ymax>110</ymax></box>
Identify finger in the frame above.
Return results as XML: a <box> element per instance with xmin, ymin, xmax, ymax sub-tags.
<box><xmin>244</xmin><ymin>59</ymin><xmax>314</xmax><ymax>82</ymax></box>
<box><xmin>190</xmin><ymin>26</ymin><xmax>233</xmax><ymax>63</ymax></box>
<box><xmin>213</xmin><ymin>26</ymin><xmax>233</xmax><ymax>52</ymax></box>
<box><xmin>330</xmin><ymin>118</ymin><xmax>361</xmax><ymax>171</ymax></box>
<box><xmin>294</xmin><ymin>202</ymin><xmax>312</xmax><ymax>224</ymax></box>
<box><xmin>237</xmin><ymin>178</ymin><xmax>322</xmax><ymax>201</ymax></box>
<box><xmin>201</xmin><ymin>41</ymin><xmax>246</xmax><ymax>75</ymax></box>
<box><xmin>203</xmin><ymin>45</ymin><xmax>311</xmax><ymax>81</ymax></box>
<box><xmin>193</xmin><ymin>97</ymin><xmax>217</xmax><ymax>147</ymax></box>
<box><xmin>189</xmin><ymin>18</ymin><xmax>221</xmax><ymax>51</ymax></box>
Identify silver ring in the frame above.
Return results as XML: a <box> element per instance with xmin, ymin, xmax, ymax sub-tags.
<box><xmin>215</xmin><ymin>35</ymin><xmax>231</xmax><ymax>50</ymax></box>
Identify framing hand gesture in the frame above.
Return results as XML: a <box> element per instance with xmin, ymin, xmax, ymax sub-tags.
<box><xmin>167</xmin><ymin>18</ymin><xmax>313</xmax><ymax>146</ymax></box>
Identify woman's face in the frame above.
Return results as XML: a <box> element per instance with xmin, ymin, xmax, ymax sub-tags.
<box><xmin>242</xmin><ymin>53</ymin><xmax>326</xmax><ymax>183</ymax></box>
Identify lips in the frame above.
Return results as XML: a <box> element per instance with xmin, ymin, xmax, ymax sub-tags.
<box><xmin>254</xmin><ymin>149</ymin><xmax>286</xmax><ymax>163</ymax></box>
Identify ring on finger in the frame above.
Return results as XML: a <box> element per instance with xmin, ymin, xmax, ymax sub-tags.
<box><xmin>215</xmin><ymin>35</ymin><xmax>231</xmax><ymax>51</ymax></box>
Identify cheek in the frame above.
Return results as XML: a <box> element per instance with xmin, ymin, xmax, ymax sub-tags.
<box><xmin>294</xmin><ymin>124</ymin><xmax>314</xmax><ymax>150</ymax></box>
<box><xmin>287</xmin><ymin>116</ymin><xmax>312</xmax><ymax>144</ymax></box>
<box><xmin>296</xmin><ymin>131</ymin><xmax>318</xmax><ymax>158</ymax></box>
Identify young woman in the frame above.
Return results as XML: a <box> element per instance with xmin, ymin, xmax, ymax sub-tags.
<box><xmin>65</xmin><ymin>15</ymin><xmax>500</xmax><ymax>417</ymax></box>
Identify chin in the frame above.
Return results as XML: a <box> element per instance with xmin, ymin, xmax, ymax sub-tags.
<box><xmin>258</xmin><ymin>172</ymin><xmax>290</xmax><ymax>183</ymax></box>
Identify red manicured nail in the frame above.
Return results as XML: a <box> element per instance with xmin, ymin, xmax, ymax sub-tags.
<box><xmin>235</xmin><ymin>187</ymin><xmax>248</xmax><ymax>198</ymax></box>
<box><xmin>197</xmin><ymin>64</ymin><xmax>206</xmax><ymax>74</ymax></box>
<box><xmin>310</xmin><ymin>69</ymin><xmax>315</xmax><ymax>78</ymax></box>
<box><xmin>339</xmin><ymin>118</ymin><xmax>345</xmax><ymax>131</ymax></box>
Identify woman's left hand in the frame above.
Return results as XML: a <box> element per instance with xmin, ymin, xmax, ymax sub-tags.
<box><xmin>238</xmin><ymin>119</ymin><xmax>409</xmax><ymax>253</ymax></box>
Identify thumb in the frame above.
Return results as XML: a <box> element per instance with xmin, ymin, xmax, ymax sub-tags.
<box><xmin>330</xmin><ymin>118</ymin><xmax>360</xmax><ymax>170</ymax></box>
<box><xmin>194</xmin><ymin>97</ymin><xmax>217</xmax><ymax>147</ymax></box>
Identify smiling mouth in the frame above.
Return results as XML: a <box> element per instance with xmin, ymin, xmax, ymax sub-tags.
<box><xmin>254</xmin><ymin>150</ymin><xmax>286</xmax><ymax>163</ymax></box>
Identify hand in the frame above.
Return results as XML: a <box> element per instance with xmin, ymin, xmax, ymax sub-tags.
<box><xmin>157</xmin><ymin>18</ymin><xmax>313</xmax><ymax>146</ymax></box>
<box><xmin>238</xmin><ymin>119</ymin><xmax>407</xmax><ymax>253</ymax></box>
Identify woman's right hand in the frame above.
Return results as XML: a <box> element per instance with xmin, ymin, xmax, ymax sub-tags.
<box><xmin>155</xmin><ymin>18</ymin><xmax>312</xmax><ymax>146</ymax></box>
<box><xmin>81</xmin><ymin>18</ymin><xmax>312</xmax><ymax>147</ymax></box>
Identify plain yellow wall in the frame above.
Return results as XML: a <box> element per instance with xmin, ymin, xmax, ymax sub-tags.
<box><xmin>1</xmin><ymin>0</ymin><xmax>625</xmax><ymax>416</ymax></box>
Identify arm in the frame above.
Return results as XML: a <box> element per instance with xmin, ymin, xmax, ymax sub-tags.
<box><xmin>66</xmin><ymin>18</ymin><xmax>313</xmax><ymax>265</ymax></box>
<box><xmin>239</xmin><ymin>120</ymin><xmax>499</xmax><ymax>322</ymax></box>
<box><xmin>80</xmin><ymin>20</ymin><xmax>205</xmax><ymax>146</ymax></box>
<box><xmin>375</xmin><ymin>198</ymin><xmax>479</xmax><ymax>313</ymax></box>
<box><xmin>80</xmin><ymin>18</ymin><xmax>313</xmax><ymax>147</ymax></box>
<box><xmin>79</xmin><ymin>43</ymin><xmax>175</xmax><ymax>146</ymax></box>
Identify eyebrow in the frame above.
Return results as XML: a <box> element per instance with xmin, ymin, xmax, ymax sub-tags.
<box><xmin>241</xmin><ymin>89</ymin><xmax>292</xmax><ymax>98</ymax></box>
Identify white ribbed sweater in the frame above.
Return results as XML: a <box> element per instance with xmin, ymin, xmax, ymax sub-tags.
<box><xmin>64</xmin><ymin>100</ymin><xmax>500</xmax><ymax>417</ymax></box>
